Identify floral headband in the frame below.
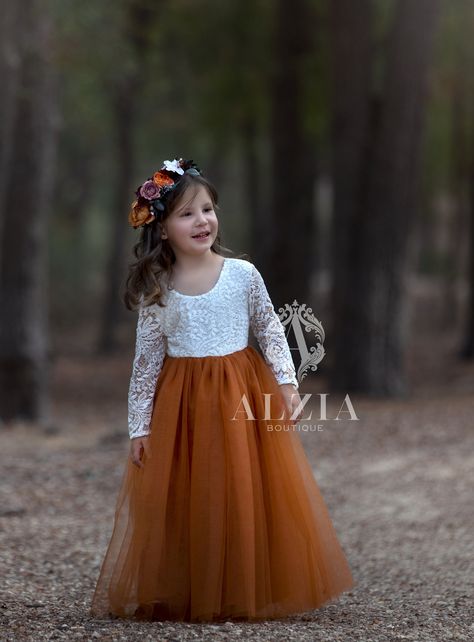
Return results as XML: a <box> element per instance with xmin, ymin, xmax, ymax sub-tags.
<box><xmin>128</xmin><ymin>157</ymin><xmax>201</xmax><ymax>229</ymax></box>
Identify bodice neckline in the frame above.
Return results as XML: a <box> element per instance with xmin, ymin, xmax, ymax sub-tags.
<box><xmin>169</xmin><ymin>257</ymin><xmax>228</xmax><ymax>299</ymax></box>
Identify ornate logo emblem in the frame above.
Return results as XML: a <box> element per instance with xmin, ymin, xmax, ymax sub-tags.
<box><xmin>277</xmin><ymin>300</ymin><xmax>326</xmax><ymax>383</ymax></box>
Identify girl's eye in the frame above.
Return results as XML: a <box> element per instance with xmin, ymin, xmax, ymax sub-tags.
<box><xmin>182</xmin><ymin>208</ymin><xmax>212</xmax><ymax>216</ymax></box>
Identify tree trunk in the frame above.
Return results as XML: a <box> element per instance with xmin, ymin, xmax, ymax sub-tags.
<box><xmin>0</xmin><ymin>1</ymin><xmax>22</xmax><ymax>250</ymax></box>
<box><xmin>98</xmin><ymin>1</ymin><xmax>160</xmax><ymax>353</ymax></box>
<box><xmin>267</xmin><ymin>0</ymin><xmax>317</xmax><ymax>311</ymax></box>
<box><xmin>330</xmin><ymin>0</ymin><xmax>441</xmax><ymax>396</ymax></box>
<box><xmin>442</xmin><ymin>15</ymin><xmax>470</xmax><ymax>330</ymax></box>
<box><xmin>0</xmin><ymin>0</ymin><xmax>59</xmax><ymax>424</ymax></box>
<box><xmin>242</xmin><ymin>113</ymin><xmax>264</xmax><ymax>264</ymax></box>
<box><xmin>329</xmin><ymin>0</ymin><xmax>372</xmax><ymax>390</ymax></box>
<box><xmin>461</xmin><ymin>74</ymin><xmax>474</xmax><ymax>357</ymax></box>
<box><xmin>98</xmin><ymin>76</ymin><xmax>137</xmax><ymax>354</ymax></box>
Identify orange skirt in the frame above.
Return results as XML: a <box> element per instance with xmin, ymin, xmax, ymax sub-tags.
<box><xmin>90</xmin><ymin>345</ymin><xmax>354</xmax><ymax>622</ymax></box>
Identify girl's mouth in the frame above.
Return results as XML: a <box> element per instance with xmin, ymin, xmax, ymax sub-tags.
<box><xmin>192</xmin><ymin>231</ymin><xmax>210</xmax><ymax>239</ymax></box>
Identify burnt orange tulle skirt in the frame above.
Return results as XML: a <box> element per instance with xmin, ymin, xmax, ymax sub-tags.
<box><xmin>90</xmin><ymin>345</ymin><xmax>354</xmax><ymax>622</ymax></box>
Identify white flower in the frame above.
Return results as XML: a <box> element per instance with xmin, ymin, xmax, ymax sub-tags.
<box><xmin>162</xmin><ymin>159</ymin><xmax>184</xmax><ymax>175</ymax></box>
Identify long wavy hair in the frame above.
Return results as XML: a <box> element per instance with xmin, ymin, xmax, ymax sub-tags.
<box><xmin>123</xmin><ymin>172</ymin><xmax>249</xmax><ymax>310</ymax></box>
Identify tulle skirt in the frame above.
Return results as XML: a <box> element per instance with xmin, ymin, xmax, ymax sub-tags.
<box><xmin>90</xmin><ymin>345</ymin><xmax>354</xmax><ymax>622</ymax></box>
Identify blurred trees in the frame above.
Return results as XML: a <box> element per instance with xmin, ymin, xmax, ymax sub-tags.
<box><xmin>99</xmin><ymin>1</ymin><xmax>163</xmax><ymax>353</ymax></box>
<box><xmin>453</xmin><ymin>1</ymin><xmax>474</xmax><ymax>357</ymax></box>
<box><xmin>267</xmin><ymin>0</ymin><xmax>318</xmax><ymax>308</ymax></box>
<box><xmin>0</xmin><ymin>0</ymin><xmax>59</xmax><ymax>423</ymax></box>
<box><xmin>1</xmin><ymin>0</ymin><xmax>474</xmax><ymax>426</ymax></box>
<box><xmin>330</xmin><ymin>0</ymin><xmax>441</xmax><ymax>395</ymax></box>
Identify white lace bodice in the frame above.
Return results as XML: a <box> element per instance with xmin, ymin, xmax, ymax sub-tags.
<box><xmin>128</xmin><ymin>257</ymin><xmax>298</xmax><ymax>439</ymax></box>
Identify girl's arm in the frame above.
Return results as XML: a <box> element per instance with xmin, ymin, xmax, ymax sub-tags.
<box><xmin>248</xmin><ymin>263</ymin><xmax>299</xmax><ymax>390</ymax></box>
<box><xmin>128</xmin><ymin>303</ymin><xmax>167</xmax><ymax>440</ymax></box>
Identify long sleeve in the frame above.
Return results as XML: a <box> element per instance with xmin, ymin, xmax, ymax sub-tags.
<box><xmin>128</xmin><ymin>303</ymin><xmax>167</xmax><ymax>439</ymax></box>
<box><xmin>248</xmin><ymin>263</ymin><xmax>299</xmax><ymax>389</ymax></box>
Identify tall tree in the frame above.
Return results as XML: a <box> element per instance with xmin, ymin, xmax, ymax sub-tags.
<box><xmin>0</xmin><ymin>1</ymin><xmax>22</xmax><ymax>250</ymax></box>
<box><xmin>461</xmin><ymin>1</ymin><xmax>474</xmax><ymax>357</ymax></box>
<box><xmin>0</xmin><ymin>0</ymin><xmax>59</xmax><ymax>423</ymax></box>
<box><xmin>267</xmin><ymin>0</ymin><xmax>318</xmax><ymax>309</ymax></box>
<box><xmin>329</xmin><ymin>0</ymin><xmax>372</xmax><ymax>392</ymax></box>
<box><xmin>98</xmin><ymin>0</ymin><xmax>162</xmax><ymax>353</ymax></box>
<box><xmin>442</xmin><ymin>36</ymin><xmax>470</xmax><ymax>330</ymax></box>
<box><xmin>330</xmin><ymin>0</ymin><xmax>441</xmax><ymax>395</ymax></box>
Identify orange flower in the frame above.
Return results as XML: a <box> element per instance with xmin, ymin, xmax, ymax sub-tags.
<box><xmin>128</xmin><ymin>200</ymin><xmax>155</xmax><ymax>228</ymax></box>
<box><xmin>153</xmin><ymin>171</ymin><xmax>175</xmax><ymax>188</ymax></box>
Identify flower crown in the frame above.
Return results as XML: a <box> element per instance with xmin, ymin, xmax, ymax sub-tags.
<box><xmin>128</xmin><ymin>157</ymin><xmax>201</xmax><ymax>229</ymax></box>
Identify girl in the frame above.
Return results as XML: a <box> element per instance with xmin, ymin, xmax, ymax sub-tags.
<box><xmin>90</xmin><ymin>157</ymin><xmax>354</xmax><ymax>622</ymax></box>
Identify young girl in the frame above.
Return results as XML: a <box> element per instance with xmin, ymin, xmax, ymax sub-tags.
<box><xmin>90</xmin><ymin>157</ymin><xmax>354</xmax><ymax>622</ymax></box>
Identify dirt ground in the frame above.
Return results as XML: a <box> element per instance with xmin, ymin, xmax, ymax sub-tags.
<box><xmin>1</xmin><ymin>326</ymin><xmax>473</xmax><ymax>641</ymax></box>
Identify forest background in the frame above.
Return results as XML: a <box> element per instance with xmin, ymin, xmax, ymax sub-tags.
<box><xmin>1</xmin><ymin>0</ymin><xmax>474</xmax><ymax>412</ymax></box>
<box><xmin>0</xmin><ymin>1</ymin><xmax>473</xmax><ymax>639</ymax></box>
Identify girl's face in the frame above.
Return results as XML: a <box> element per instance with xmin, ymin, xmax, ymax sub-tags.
<box><xmin>161</xmin><ymin>183</ymin><xmax>218</xmax><ymax>258</ymax></box>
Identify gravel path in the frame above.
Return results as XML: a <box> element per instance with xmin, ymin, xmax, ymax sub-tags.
<box><xmin>1</xmin><ymin>348</ymin><xmax>473</xmax><ymax>641</ymax></box>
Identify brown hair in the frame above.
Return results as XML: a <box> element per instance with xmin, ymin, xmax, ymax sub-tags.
<box><xmin>123</xmin><ymin>172</ymin><xmax>249</xmax><ymax>310</ymax></box>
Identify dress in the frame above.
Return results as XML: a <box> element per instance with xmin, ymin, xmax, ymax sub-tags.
<box><xmin>90</xmin><ymin>257</ymin><xmax>354</xmax><ymax>622</ymax></box>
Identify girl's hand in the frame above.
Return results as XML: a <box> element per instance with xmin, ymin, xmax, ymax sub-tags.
<box><xmin>130</xmin><ymin>435</ymin><xmax>151</xmax><ymax>468</ymax></box>
<box><xmin>279</xmin><ymin>383</ymin><xmax>303</xmax><ymax>422</ymax></box>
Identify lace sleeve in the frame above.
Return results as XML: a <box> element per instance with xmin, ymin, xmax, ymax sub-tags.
<box><xmin>128</xmin><ymin>303</ymin><xmax>167</xmax><ymax>439</ymax></box>
<box><xmin>248</xmin><ymin>263</ymin><xmax>299</xmax><ymax>389</ymax></box>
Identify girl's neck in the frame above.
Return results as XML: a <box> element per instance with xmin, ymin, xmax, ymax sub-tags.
<box><xmin>171</xmin><ymin>250</ymin><xmax>218</xmax><ymax>275</ymax></box>
<box><xmin>168</xmin><ymin>252</ymin><xmax>225</xmax><ymax>296</ymax></box>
